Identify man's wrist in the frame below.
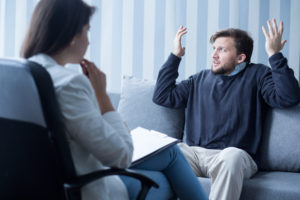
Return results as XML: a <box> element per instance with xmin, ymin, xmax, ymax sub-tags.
<box><xmin>172</xmin><ymin>52</ymin><xmax>182</xmax><ymax>59</ymax></box>
<box><xmin>269</xmin><ymin>52</ymin><xmax>283</xmax><ymax>62</ymax></box>
<box><xmin>267</xmin><ymin>51</ymin><xmax>276</xmax><ymax>58</ymax></box>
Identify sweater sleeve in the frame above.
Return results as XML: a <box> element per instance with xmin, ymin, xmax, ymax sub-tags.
<box><xmin>260</xmin><ymin>53</ymin><xmax>300</xmax><ymax>108</ymax></box>
<box><xmin>57</xmin><ymin>75</ymin><xmax>133</xmax><ymax>168</ymax></box>
<box><xmin>152</xmin><ymin>53</ymin><xmax>192</xmax><ymax>108</ymax></box>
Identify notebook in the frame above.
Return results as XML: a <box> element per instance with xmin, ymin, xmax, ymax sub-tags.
<box><xmin>130</xmin><ymin>126</ymin><xmax>180</xmax><ymax>166</ymax></box>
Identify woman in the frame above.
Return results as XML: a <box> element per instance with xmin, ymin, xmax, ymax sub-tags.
<box><xmin>21</xmin><ymin>0</ymin><xmax>208</xmax><ymax>199</ymax></box>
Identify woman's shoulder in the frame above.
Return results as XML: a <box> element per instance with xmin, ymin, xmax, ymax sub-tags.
<box><xmin>29</xmin><ymin>54</ymin><xmax>92</xmax><ymax>91</ymax></box>
<box><xmin>55</xmin><ymin>70</ymin><xmax>93</xmax><ymax>97</ymax></box>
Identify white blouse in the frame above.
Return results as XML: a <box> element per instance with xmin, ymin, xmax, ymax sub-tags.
<box><xmin>29</xmin><ymin>54</ymin><xmax>133</xmax><ymax>200</ymax></box>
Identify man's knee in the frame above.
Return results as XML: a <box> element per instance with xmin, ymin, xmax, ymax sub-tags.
<box><xmin>218</xmin><ymin>147</ymin><xmax>246</xmax><ymax>173</ymax></box>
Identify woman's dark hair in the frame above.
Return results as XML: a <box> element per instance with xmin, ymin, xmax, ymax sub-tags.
<box><xmin>210</xmin><ymin>28</ymin><xmax>253</xmax><ymax>63</ymax></box>
<box><xmin>21</xmin><ymin>0</ymin><xmax>95</xmax><ymax>58</ymax></box>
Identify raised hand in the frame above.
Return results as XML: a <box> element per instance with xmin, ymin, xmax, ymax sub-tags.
<box><xmin>262</xmin><ymin>19</ymin><xmax>286</xmax><ymax>57</ymax></box>
<box><xmin>173</xmin><ymin>26</ymin><xmax>187</xmax><ymax>58</ymax></box>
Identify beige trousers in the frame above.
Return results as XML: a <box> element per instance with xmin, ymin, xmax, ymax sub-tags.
<box><xmin>178</xmin><ymin>143</ymin><xmax>258</xmax><ymax>200</ymax></box>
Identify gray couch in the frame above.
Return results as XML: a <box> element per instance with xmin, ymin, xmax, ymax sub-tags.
<box><xmin>109</xmin><ymin>76</ymin><xmax>300</xmax><ymax>200</ymax></box>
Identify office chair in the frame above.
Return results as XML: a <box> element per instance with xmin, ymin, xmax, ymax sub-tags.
<box><xmin>0</xmin><ymin>58</ymin><xmax>158</xmax><ymax>200</ymax></box>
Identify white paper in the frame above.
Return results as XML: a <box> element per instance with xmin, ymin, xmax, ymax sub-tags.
<box><xmin>130</xmin><ymin>127</ymin><xmax>178</xmax><ymax>164</ymax></box>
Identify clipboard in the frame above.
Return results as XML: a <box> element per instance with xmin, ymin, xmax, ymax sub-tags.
<box><xmin>130</xmin><ymin>127</ymin><xmax>180</xmax><ymax>166</ymax></box>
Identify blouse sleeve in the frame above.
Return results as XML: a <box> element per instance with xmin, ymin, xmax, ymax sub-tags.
<box><xmin>56</xmin><ymin>74</ymin><xmax>133</xmax><ymax>168</ymax></box>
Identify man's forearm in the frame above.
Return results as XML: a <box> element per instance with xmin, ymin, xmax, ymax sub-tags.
<box><xmin>269</xmin><ymin>53</ymin><xmax>300</xmax><ymax>106</ymax></box>
<box><xmin>153</xmin><ymin>53</ymin><xmax>181</xmax><ymax>106</ymax></box>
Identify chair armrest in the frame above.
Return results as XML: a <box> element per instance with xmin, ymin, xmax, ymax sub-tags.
<box><xmin>64</xmin><ymin>168</ymin><xmax>159</xmax><ymax>200</ymax></box>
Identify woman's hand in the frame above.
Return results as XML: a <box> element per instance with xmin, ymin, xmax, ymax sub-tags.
<box><xmin>80</xmin><ymin>59</ymin><xmax>114</xmax><ymax>114</ymax></box>
<box><xmin>80</xmin><ymin>59</ymin><xmax>107</xmax><ymax>96</ymax></box>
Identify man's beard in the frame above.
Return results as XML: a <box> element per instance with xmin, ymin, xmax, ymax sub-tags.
<box><xmin>211</xmin><ymin>60</ymin><xmax>236</xmax><ymax>75</ymax></box>
<box><xmin>211</xmin><ymin>66</ymin><xmax>226</xmax><ymax>75</ymax></box>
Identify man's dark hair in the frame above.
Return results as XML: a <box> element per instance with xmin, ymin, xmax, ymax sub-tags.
<box><xmin>21</xmin><ymin>0</ymin><xmax>95</xmax><ymax>58</ymax></box>
<box><xmin>210</xmin><ymin>28</ymin><xmax>253</xmax><ymax>63</ymax></box>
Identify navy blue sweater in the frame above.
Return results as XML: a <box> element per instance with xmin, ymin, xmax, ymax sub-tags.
<box><xmin>153</xmin><ymin>53</ymin><xmax>300</xmax><ymax>157</ymax></box>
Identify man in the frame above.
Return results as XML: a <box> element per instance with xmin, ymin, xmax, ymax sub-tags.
<box><xmin>152</xmin><ymin>19</ymin><xmax>300</xmax><ymax>200</ymax></box>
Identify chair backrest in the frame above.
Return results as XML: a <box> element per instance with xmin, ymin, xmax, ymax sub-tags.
<box><xmin>0</xmin><ymin>58</ymin><xmax>77</xmax><ymax>199</ymax></box>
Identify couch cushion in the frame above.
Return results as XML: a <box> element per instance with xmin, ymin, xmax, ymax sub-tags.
<box><xmin>198</xmin><ymin>172</ymin><xmax>300</xmax><ymax>200</ymax></box>
<box><xmin>257</xmin><ymin>103</ymin><xmax>300</xmax><ymax>172</ymax></box>
<box><xmin>240</xmin><ymin>172</ymin><xmax>300</xmax><ymax>200</ymax></box>
<box><xmin>117</xmin><ymin>76</ymin><xmax>185</xmax><ymax>139</ymax></box>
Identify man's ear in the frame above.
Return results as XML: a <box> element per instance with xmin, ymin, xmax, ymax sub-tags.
<box><xmin>237</xmin><ymin>53</ymin><xmax>246</xmax><ymax>64</ymax></box>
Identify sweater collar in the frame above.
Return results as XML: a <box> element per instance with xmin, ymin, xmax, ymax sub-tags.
<box><xmin>228</xmin><ymin>62</ymin><xmax>247</xmax><ymax>76</ymax></box>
